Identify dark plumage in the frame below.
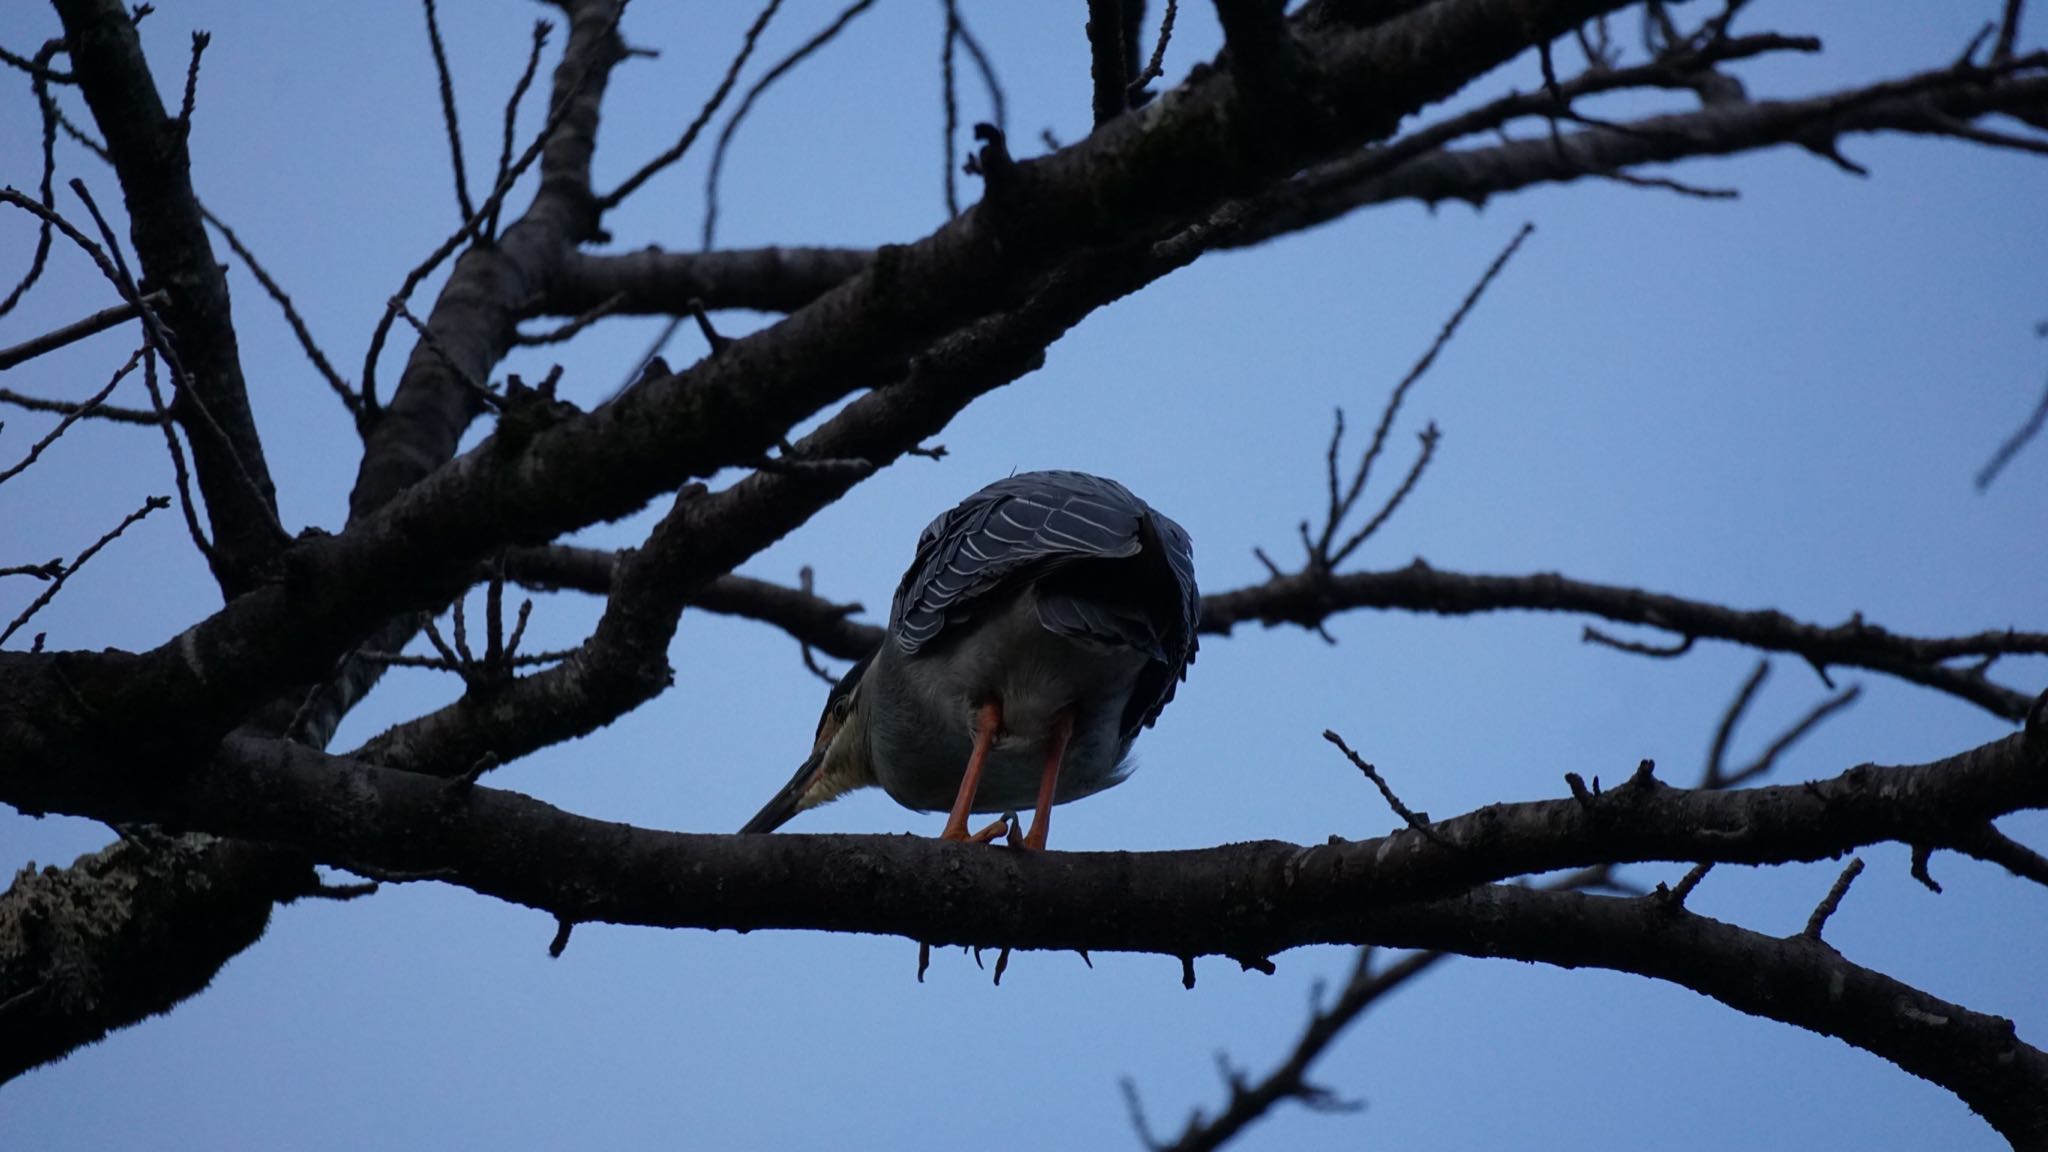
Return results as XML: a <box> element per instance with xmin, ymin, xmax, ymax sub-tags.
<box><xmin>742</xmin><ymin>470</ymin><xmax>1198</xmax><ymax>846</ymax></box>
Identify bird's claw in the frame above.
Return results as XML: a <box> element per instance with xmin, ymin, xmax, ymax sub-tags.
<box><xmin>943</xmin><ymin>811</ymin><xmax>1017</xmax><ymax>845</ymax></box>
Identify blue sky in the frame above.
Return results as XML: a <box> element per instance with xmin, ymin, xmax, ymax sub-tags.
<box><xmin>3</xmin><ymin>2</ymin><xmax>2045</xmax><ymax>1148</ymax></box>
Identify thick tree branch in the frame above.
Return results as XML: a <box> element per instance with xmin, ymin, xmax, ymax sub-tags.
<box><xmin>540</xmin><ymin>245</ymin><xmax>870</xmax><ymax>319</ymax></box>
<box><xmin>1223</xmin><ymin>59</ymin><xmax>2048</xmax><ymax>245</ymax></box>
<box><xmin>52</xmin><ymin>0</ymin><xmax>286</xmax><ymax>596</ymax></box>
<box><xmin>355</xmin><ymin>229</ymin><xmax>1214</xmax><ymax>774</ymax></box>
<box><xmin>4</xmin><ymin>718</ymin><xmax>2044</xmax><ymax>1138</ymax></box>
<box><xmin>1086</xmin><ymin>0</ymin><xmax>1131</xmax><ymax>125</ymax></box>
<box><xmin>0</xmin><ymin>832</ymin><xmax>317</xmax><ymax>1083</ymax></box>
<box><xmin>0</xmin><ymin>0</ymin><xmax>632</xmax><ymax>1085</ymax></box>
<box><xmin>5</xmin><ymin>709</ymin><xmax>2042</xmax><ymax>948</ymax></box>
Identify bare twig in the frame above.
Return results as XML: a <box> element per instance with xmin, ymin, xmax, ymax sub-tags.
<box><xmin>421</xmin><ymin>0</ymin><xmax>478</xmax><ymax>223</ymax></box>
<box><xmin>1583</xmin><ymin>626</ymin><xmax>1695</xmax><ymax>657</ymax></box>
<box><xmin>1995</xmin><ymin>0</ymin><xmax>2027</xmax><ymax>61</ymax></box>
<box><xmin>1323</xmin><ymin>730</ymin><xmax>1445</xmax><ymax>843</ymax></box>
<box><xmin>0</xmin><ymin>289</ymin><xmax>167</xmax><ymax>371</ymax></box>
<box><xmin>0</xmin><ymin>347</ymin><xmax>145</xmax><ymax>487</ymax></box>
<box><xmin>1329</xmin><ymin>422</ymin><xmax>1439</xmax><ymax>563</ymax></box>
<box><xmin>1977</xmin><ymin>370</ymin><xmax>2048</xmax><ymax>490</ymax></box>
<box><xmin>1129</xmin><ymin>0</ymin><xmax>1178</xmax><ymax>96</ymax></box>
<box><xmin>1801</xmin><ymin>857</ymin><xmax>1866</xmax><ymax>942</ymax></box>
<box><xmin>1705</xmin><ymin>659</ymin><xmax>1770</xmax><ymax>787</ymax></box>
<box><xmin>513</xmin><ymin>291</ymin><xmax>625</xmax><ymax>346</ymax></box>
<box><xmin>361</xmin><ymin>2</ymin><xmax>626</xmax><ymax>411</ymax></box>
<box><xmin>200</xmin><ymin>206</ymin><xmax>358</xmax><ymax>422</ymax></box>
<box><xmin>952</xmin><ymin>4</ymin><xmax>1007</xmax><ymax>135</ymax></box>
<box><xmin>64</xmin><ymin>179</ymin><xmax>284</xmax><ymax>547</ymax></box>
<box><xmin>1</xmin><ymin>494</ymin><xmax>169</xmax><ymax>647</ymax></box>
<box><xmin>1660</xmin><ymin>861</ymin><xmax>1714</xmax><ymax>908</ymax></box>
<box><xmin>599</xmin><ymin>0</ymin><xmax>786</xmax><ymax>211</ymax></box>
<box><xmin>0</xmin><ymin>387</ymin><xmax>160</xmax><ymax>426</ymax></box>
<box><xmin>2</xmin><ymin>41</ymin><xmax>64</xmax><ymax>319</ymax></box>
<box><xmin>487</xmin><ymin>20</ymin><xmax>554</xmax><ymax>241</ymax></box>
<box><xmin>132</xmin><ymin>348</ymin><xmax>215</xmax><ymax>564</ymax></box>
<box><xmin>699</xmin><ymin>0</ymin><xmax>880</xmax><ymax>250</ymax></box>
<box><xmin>390</xmin><ymin>298</ymin><xmax>500</xmax><ymax>410</ymax></box>
<box><xmin>1951</xmin><ymin>822</ymin><xmax>2048</xmax><ymax>888</ymax></box>
<box><xmin>941</xmin><ymin>0</ymin><xmax>962</xmax><ymax>216</ymax></box>
<box><xmin>1724</xmin><ymin>684</ymin><xmax>1861</xmax><ymax>788</ymax></box>
<box><xmin>175</xmin><ymin>30</ymin><xmax>208</xmax><ymax>129</ymax></box>
<box><xmin>1307</xmin><ymin>223</ymin><xmax>1532</xmax><ymax>570</ymax></box>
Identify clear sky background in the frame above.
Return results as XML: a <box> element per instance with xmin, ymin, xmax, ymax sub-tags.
<box><xmin>2</xmin><ymin>2</ymin><xmax>2045</xmax><ymax>1149</ymax></box>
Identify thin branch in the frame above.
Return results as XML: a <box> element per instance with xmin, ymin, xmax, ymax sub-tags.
<box><xmin>1</xmin><ymin>494</ymin><xmax>168</xmax><ymax>647</ymax></box>
<box><xmin>1329</xmin><ymin>422</ymin><xmax>1439</xmax><ymax>565</ymax></box>
<box><xmin>1323</xmin><ymin>729</ymin><xmax>1445</xmax><ymax>842</ymax></box>
<box><xmin>699</xmin><ymin>0</ymin><xmax>880</xmax><ymax>250</ymax></box>
<box><xmin>0</xmin><ymin>347</ymin><xmax>144</xmax><ymax>487</ymax></box>
<box><xmin>0</xmin><ymin>289</ymin><xmax>168</xmax><ymax>372</ymax></box>
<box><xmin>421</xmin><ymin>0</ymin><xmax>478</xmax><ymax>224</ymax></box>
<box><xmin>67</xmin><ymin>179</ymin><xmax>282</xmax><ymax>547</ymax></box>
<box><xmin>1130</xmin><ymin>0</ymin><xmax>1178</xmax><ymax>96</ymax></box>
<box><xmin>487</xmin><ymin>20</ymin><xmax>553</xmax><ymax>241</ymax></box>
<box><xmin>0</xmin><ymin>41</ymin><xmax>64</xmax><ymax>319</ymax></box>
<box><xmin>942</xmin><ymin>0</ymin><xmax>962</xmax><ymax>216</ymax></box>
<box><xmin>512</xmin><ymin>291</ymin><xmax>625</xmax><ymax>346</ymax></box>
<box><xmin>360</xmin><ymin>1</ymin><xmax>626</xmax><ymax>411</ymax></box>
<box><xmin>1707</xmin><ymin>659</ymin><xmax>1770</xmax><ymax>787</ymax></box>
<box><xmin>0</xmin><ymin>386</ymin><xmax>160</xmax><ymax>426</ymax></box>
<box><xmin>1801</xmin><ymin>857</ymin><xmax>1865</xmax><ymax>942</ymax></box>
<box><xmin>1724</xmin><ymin>684</ymin><xmax>1861</xmax><ymax>788</ymax></box>
<box><xmin>598</xmin><ymin>0</ymin><xmax>787</xmax><ymax>211</ymax></box>
<box><xmin>133</xmin><ymin>347</ymin><xmax>215</xmax><ymax>566</ymax></box>
<box><xmin>1977</xmin><ymin>369</ymin><xmax>2048</xmax><ymax>490</ymax></box>
<box><xmin>1582</xmin><ymin>626</ymin><xmax>1694</xmax><ymax>657</ymax></box>
<box><xmin>1201</xmin><ymin>564</ymin><xmax>2044</xmax><ymax>721</ymax></box>
<box><xmin>1996</xmin><ymin>0</ymin><xmax>2027</xmax><ymax>61</ymax></box>
<box><xmin>389</xmin><ymin>298</ymin><xmax>500</xmax><ymax>411</ymax></box>
<box><xmin>200</xmin><ymin>205</ymin><xmax>359</xmax><ymax>422</ymax></box>
<box><xmin>1951</xmin><ymin>822</ymin><xmax>2048</xmax><ymax>888</ymax></box>
<box><xmin>174</xmin><ymin>30</ymin><xmax>207</xmax><ymax>129</ymax></box>
<box><xmin>952</xmin><ymin>4</ymin><xmax>1007</xmax><ymax>135</ymax></box>
<box><xmin>1312</xmin><ymin>223</ymin><xmax>1533</xmax><ymax>567</ymax></box>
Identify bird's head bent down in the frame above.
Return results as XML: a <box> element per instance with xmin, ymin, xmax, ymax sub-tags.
<box><xmin>739</xmin><ymin>649</ymin><xmax>877</xmax><ymax>835</ymax></box>
<box><xmin>737</xmin><ymin>469</ymin><xmax>1199</xmax><ymax>847</ymax></box>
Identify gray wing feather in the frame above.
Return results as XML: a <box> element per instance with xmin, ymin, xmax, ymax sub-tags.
<box><xmin>890</xmin><ymin>470</ymin><xmax>1200</xmax><ymax>740</ymax></box>
<box><xmin>892</xmin><ymin>471</ymin><xmax>1146</xmax><ymax>652</ymax></box>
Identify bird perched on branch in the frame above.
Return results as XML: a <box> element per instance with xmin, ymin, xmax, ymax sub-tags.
<box><xmin>741</xmin><ymin>470</ymin><xmax>1199</xmax><ymax>849</ymax></box>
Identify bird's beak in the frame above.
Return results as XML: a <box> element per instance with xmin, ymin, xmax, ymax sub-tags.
<box><xmin>738</xmin><ymin>746</ymin><xmax>824</xmax><ymax>834</ymax></box>
<box><xmin>740</xmin><ymin>649</ymin><xmax>873</xmax><ymax>834</ymax></box>
<box><xmin>738</xmin><ymin>700</ymin><xmax>847</xmax><ymax>834</ymax></box>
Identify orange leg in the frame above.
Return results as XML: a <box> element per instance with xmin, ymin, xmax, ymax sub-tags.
<box><xmin>1017</xmin><ymin>710</ymin><xmax>1073</xmax><ymax>851</ymax></box>
<box><xmin>941</xmin><ymin>701</ymin><xmax>1006</xmax><ymax>842</ymax></box>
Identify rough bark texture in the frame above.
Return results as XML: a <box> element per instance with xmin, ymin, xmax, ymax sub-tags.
<box><xmin>3</xmin><ymin>0</ymin><xmax>2046</xmax><ymax>1139</ymax></box>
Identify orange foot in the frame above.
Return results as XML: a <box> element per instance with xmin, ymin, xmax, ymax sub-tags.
<box><xmin>941</xmin><ymin>812</ymin><xmax>1016</xmax><ymax>844</ymax></box>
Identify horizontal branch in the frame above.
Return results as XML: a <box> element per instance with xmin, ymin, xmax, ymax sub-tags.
<box><xmin>1224</xmin><ymin>58</ymin><xmax>2048</xmax><ymax>243</ymax></box>
<box><xmin>504</xmin><ymin>545</ymin><xmax>874</xmax><ymax>656</ymax></box>
<box><xmin>6</xmin><ymin>706</ymin><xmax>2040</xmax><ymax>944</ymax></box>
<box><xmin>541</xmin><ymin>245</ymin><xmax>871</xmax><ymax>317</ymax></box>
<box><xmin>1203</xmin><ymin>561</ymin><xmax>2046</xmax><ymax>720</ymax></box>
<box><xmin>512</xmin><ymin>553</ymin><xmax>2044</xmax><ymax>722</ymax></box>
<box><xmin>4</xmin><ymin>714</ymin><xmax>2043</xmax><ymax>1137</ymax></box>
<box><xmin>0</xmin><ymin>288</ymin><xmax>166</xmax><ymax>371</ymax></box>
